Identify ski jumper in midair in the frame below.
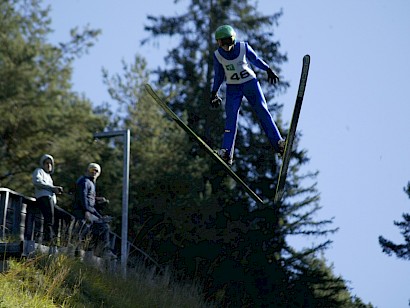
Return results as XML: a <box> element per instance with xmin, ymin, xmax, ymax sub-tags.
<box><xmin>210</xmin><ymin>25</ymin><xmax>284</xmax><ymax>165</ymax></box>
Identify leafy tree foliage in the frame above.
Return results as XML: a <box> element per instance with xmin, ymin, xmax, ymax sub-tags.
<box><xmin>0</xmin><ymin>0</ymin><xmax>110</xmax><ymax>211</ymax></box>
<box><xmin>379</xmin><ymin>182</ymin><xmax>410</xmax><ymax>260</ymax></box>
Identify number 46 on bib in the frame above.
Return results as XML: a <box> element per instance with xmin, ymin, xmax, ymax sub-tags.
<box><xmin>230</xmin><ymin>69</ymin><xmax>252</xmax><ymax>81</ymax></box>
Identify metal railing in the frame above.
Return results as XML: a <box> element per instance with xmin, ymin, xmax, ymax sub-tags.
<box><xmin>0</xmin><ymin>187</ymin><xmax>160</xmax><ymax>270</ymax></box>
<box><xmin>0</xmin><ymin>187</ymin><xmax>35</xmax><ymax>241</ymax></box>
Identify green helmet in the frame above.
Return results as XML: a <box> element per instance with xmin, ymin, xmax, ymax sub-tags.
<box><xmin>215</xmin><ymin>25</ymin><xmax>236</xmax><ymax>41</ymax></box>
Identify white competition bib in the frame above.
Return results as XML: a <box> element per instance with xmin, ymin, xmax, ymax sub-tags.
<box><xmin>215</xmin><ymin>42</ymin><xmax>256</xmax><ymax>85</ymax></box>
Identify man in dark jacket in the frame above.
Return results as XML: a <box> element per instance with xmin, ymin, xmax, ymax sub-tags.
<box><xmin>73</xmin><ymin>163</ymin><xmax>116</xmax><ymax>259</ymax></box>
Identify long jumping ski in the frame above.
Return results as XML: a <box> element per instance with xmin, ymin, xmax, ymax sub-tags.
<box><xmin>274</xmin><ymin>55</ymin><xmax>311</xmax><ymax>204</ymax></box>
<box><xmin>145</xmin><ymin>84</ymin><xmax>264</xmax><ymax>205</ymax></box>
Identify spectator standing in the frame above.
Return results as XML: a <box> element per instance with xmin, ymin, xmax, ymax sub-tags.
<box><xmin>32</xmin><ymin>154</ymin><xmax>64</xmax><ymax>252</ymax></box>
<box><xmin>73</xmin><ymin>163</ymin><xmax>116</xmax><ymax>259</ymax></box>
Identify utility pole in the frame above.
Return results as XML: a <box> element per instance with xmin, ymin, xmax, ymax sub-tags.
<box><xmin>93</xmin><ymin>129</ymin><xmax>130</xmax><ymax>277</ymax></box>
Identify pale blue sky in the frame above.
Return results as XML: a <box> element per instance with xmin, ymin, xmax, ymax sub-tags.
<box><xmin>43</xmin><ymin>1</ymin><xmax>410</xmax><ymax>307</ymax></box>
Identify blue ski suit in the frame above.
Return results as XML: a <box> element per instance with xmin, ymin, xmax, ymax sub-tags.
<box><xmin>211</xmin><ymin>41</ymin><xmax>283</xmax><ymax>159</ymax></box>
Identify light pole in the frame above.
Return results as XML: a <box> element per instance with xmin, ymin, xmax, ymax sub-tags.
<box><xmin>93</xmin><ymin>129</ymin><xmax>130</xmax><ymax>277</ymax></box>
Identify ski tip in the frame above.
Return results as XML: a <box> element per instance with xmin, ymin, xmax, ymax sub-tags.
<box><xmin>303</xmin><ymin>55</ymin><xmax>311</xmax><ymax>64</ymax></box>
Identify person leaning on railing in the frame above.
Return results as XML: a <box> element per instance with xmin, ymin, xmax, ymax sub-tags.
<box><xmin>32</xmin><ymin>154</ymin><xmax>65</xmax><ymax>251</ymax></box>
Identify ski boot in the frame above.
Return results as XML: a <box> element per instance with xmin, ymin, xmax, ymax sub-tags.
<box><xmin>278</xmin><ymin>139</ymin><xmax>286</xmax><ymax>156</ymax></box>
<box><xmin>218</xmin><ymin>149</ymin><xmax>233</xmax><ymax>166</ymax></box>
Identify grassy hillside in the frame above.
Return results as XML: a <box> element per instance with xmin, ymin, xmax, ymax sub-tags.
<box><xmin>0</xmin><ymin>254</ymin><xmax>214</xmax><ymax>307</ymax></box>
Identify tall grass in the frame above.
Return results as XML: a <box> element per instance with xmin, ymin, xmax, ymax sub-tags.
<box><xmin>0</xmin><ymin>254</ymin><xmax>215</xmax><ymax>307</ymax></box>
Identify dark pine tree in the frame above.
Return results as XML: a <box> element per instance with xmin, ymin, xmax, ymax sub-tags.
<box><xmin>379</xmin><ymin>181</ymin><xmax>410</xmax><ymax>260</ymax></box>
<box><xmin>135</xmin><ymin>0</ymin><xmax>370</xmax><ymax>306</ymax></box>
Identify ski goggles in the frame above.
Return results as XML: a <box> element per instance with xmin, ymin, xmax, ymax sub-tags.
<box><xmin>218</xmin><ymin>37</ymin><xmax>234</xmax><ymax>47</ymax></box>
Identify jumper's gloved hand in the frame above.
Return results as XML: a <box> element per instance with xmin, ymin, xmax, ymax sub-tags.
<box><xmin>210</xmin><ymin>91</ymin><xmax>222</xmax><ymax>108</ymax></box>
<box><xmin>267</xmin><ymin>68</ymin><xmax>279</xmax><ymax>84</ymax></box>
